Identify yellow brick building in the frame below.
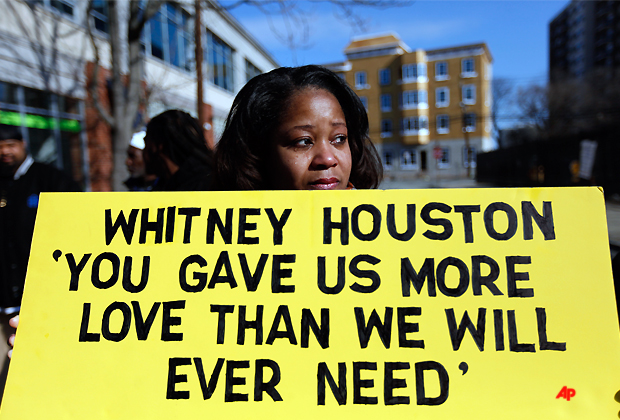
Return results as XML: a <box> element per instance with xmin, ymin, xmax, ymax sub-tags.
<box><xmin>325</xmin><ymin>33</ymin><xmax>493</xmax><ymax>180</ymax></box>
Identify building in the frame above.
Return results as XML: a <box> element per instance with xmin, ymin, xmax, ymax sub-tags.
<box><xmin>325</xmin><ymin>33</ymin><xmax>493</xmax><ymax>180</ymax></box>
<box><xmin>0</xmin><ymin>0</ymin><xmax>278</xmax><ymax>191</ymax></box>
<box><xmin>550</xmin><ymin>0</ymin><xmax>620</xmax><ymax>81</ymax></box>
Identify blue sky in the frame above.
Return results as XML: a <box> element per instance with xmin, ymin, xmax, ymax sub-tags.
<box><xmin>227</xmin><ymin>0</ymin><xmax>569</xmax><ymax>87</ymax></box>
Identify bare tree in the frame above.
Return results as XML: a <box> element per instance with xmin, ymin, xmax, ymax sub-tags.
<box><xmin>1</xmin><ymin>1</ymin><xmax>87</xmax><ymax>97</ymax></box>
<box><xmin>205</xmin><ymin>0</ymin><xmax>412</xmax><ymax>65</ymax></box>
<box><xmin>491</xmin><ymin>77</ymin><xmax>513</xmax><ymax>148</ymax></box>
<box><xmin>516</xmin><ymin>84</ymin><xmax>549</xmax><ymax>137</ymax></box>
<box><xmin>86</xmin><ymin>1</ymin><xmax>162</xmax><ymax>191</ymax></box>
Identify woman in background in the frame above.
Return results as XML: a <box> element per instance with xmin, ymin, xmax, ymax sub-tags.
<box><xmin>143</xmin><ymin>110</ymin><xmax>214</xmax><ymax>191</ymax></box>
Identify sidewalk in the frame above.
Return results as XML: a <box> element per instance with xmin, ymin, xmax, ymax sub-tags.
<box><xmin>380</xmin><ymin>178</ymin><xmax>620</xmax><ymax>248</ymax></box>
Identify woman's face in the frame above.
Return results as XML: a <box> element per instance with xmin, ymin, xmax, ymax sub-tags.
<box><xmin>267</xmin><ymin>88</ymin><xmax>352</xmax><ymax>190</ymax></box>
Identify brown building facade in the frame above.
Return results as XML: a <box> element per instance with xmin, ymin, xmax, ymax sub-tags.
<box><xmin>325</xmin><ymin>34</ymin><xmax>494</xmax><ymax>180</ymax></box>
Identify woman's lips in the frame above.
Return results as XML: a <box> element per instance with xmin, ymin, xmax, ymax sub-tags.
<box><xmin>309</xmin><ymin>177</ymin><xmax>339</xmax><ymax>189</ymax></box>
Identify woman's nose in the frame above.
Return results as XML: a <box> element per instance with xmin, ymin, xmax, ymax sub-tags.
<box><xmin>310</xmin><ymin>140</ymin><xmax>337</xmax><ymax>169</ymax></box>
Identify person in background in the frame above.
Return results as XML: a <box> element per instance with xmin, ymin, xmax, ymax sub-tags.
<box><xmin>0</xmin><ymin>124</ymin><xmax>80</xmax><ymax>398</ymax></box>
<box><xmin>215</xmin><ymin>65</ymin><xmax>382</xmax><ymax>190</ymax></box>
<box><xmin>143</xmin><ymin>110</ymin><xmax>214</xmax><ymax>191</ymax></box>
<box><xmin>124</xmin><ymin>130</ymin><xmax>156</xmax><ymax>191</ymax></box>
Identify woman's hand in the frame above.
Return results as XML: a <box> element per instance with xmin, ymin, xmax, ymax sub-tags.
<box><xmin>7</xmin><ymin>315</ymin><xmax>18</xmax><ymax>359</ymax></box>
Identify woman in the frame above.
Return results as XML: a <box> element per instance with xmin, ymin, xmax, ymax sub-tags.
<box><xmin>215</xmin><ymin>65</ymin><xmax>382</xmax><ymax>190</ymax></box>
<box><xmin>143</xmin><ymin>110</ymin><xmax>214</xmax><ymax>191</ymax></box>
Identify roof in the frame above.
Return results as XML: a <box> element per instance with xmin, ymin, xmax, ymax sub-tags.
<box><xmin>426</xmin><ymin>43</ymin><xmax>493</xmax><ymax>63</ymax></box>
<box><xmin>344</xmin><ymin>32</ymin><xmax>411</xmax><ymax>54</ymax></box>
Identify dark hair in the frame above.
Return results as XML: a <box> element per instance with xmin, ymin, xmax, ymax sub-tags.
<box><xmin>215</xmin><ymin>65</ymin><xmax>383</xmax><ymax>190</ymax></box>
<box><xmin>145</xmin><ymin>110</ymin><xmax>213</xmax><ymax>167</ymax></box>
<box><xmin>0</xmin><ymin>124</ymin><xmax>23</xmax><ymax>141</ymax></box>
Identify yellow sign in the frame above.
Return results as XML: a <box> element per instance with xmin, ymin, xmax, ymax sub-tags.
<box><xmin>2</xmin><ymin>187</ymin><xmax>619</xmax><ymax>419</ymax></box>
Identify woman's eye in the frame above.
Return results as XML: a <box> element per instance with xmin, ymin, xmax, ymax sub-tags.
<box><xmin>291</xmin><ymin>138</ymin><xmax>312</xmax><ymax>147</ymax></box>
<box><xmin>333</xmin><ymin>135</ymin><xmax>347</xmax><ymax>144</ymax></box>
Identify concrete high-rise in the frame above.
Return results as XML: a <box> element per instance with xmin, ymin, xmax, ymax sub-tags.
<box><xmin>550</xmin><ymin>0</ymin><xmax>620</xmax><ymax>81</ymax></box>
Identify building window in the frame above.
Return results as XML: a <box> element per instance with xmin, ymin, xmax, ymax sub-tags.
<box><xmin>384</xmin><ymin>152</ymin><xmax>393</xmax><ymax>169</ymax></box>
<box><xmin>245</xmin><ymin>59</ymin><xmax>261</xmax><ymax>82</ymax></box>
<box><xmin>402</xmin><ymin>63</ymin><xmax>427</xmax><ymax>82</ymax></box>
<box><xmin>463</xmin><ymin>146</ymin><xmax>477</xmax><ymax>168</ymax></box>
<box><xmin>436</xmin><ymin>87</ymin><xmax>449</xmax><ymax>107</ymax></box>
<box><xmin>379</xmin><ymin>68</ymin><xmax>391</xmax><ymax>85</ymax></box>
<box><xmin>380</xmin><ymin>94</ymin><xmax>392</xmax><ymax>112</ymax></box>
<box><xmin>464</xmin><ymin>112</ymin><xmax>476</xmax><ymax>131</ymax></box>
<box><xmin>401</xmin><ymin>116</ymin><xmax>428</xmax><ymax>135</ymax></box>
<box><xmin>44</xmin><ymin>0</ymin><xmax>75</xmax><ymax>17</ymax></box>
<box><xmin>435</xmin><ymin>61</ymin><xmax>448</xmax><ymax>80</ymax></box>
<box><xmin>437</xmin><ymin>147</ymin><xmax>450</xmax><ymax>169</ymax></box>
<box><xmin>89</xmin><ymin>0</ymin><xmax>109</xmax><ymax>33</ymax></box>
<box><xmin>147</xmin><ymin>3</ymin><xmax>192</xmax><ymax>71</ymax></box>
<box><xmin>437</xmin><ymin>114</ymin><xmax>449</xmax><ymax>134</ymax></box>
<box><xmin>359</xmin><ymin>96</ymin><xmax>368</xmax><ymax>110</ymax></box>
<box><xmin>381</xmin><ymin>119</ymin><xmax>392</xmax><ymax>138</ymax></box>
<box><xmin>355</xmin><ymin>71</ymin><xmax>367</xmax><ymax>89</ymax></box>
<box><xmin>402</xmin><ymin>90</ymin><xmax>427</xmax><ymax>109</ymax></box>
<box><xmin>461</xmin><ymin>58</ymin><xmax>476</xmax><ymax>77</ymax></box>
<box><xmin>401</xmin><ymin>150</ymin><xmax>418</xmax><ymax>170</ymax></box>
<box><xmin>207</xmin><ymin>30</ymin><xmax>234</xmax><ymax>92</ymax></box>
<box><xmin>462</xmin><ymin>84</ymin><xmax>476</xmax><ymax>105</ymax></box>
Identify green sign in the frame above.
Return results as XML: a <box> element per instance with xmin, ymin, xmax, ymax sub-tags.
<box><xmin>0</xmin><ymin>110</ymin><xmax>81</xmax><ymax>132</ymax></box>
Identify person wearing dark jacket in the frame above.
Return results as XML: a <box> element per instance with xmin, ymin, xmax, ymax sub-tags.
<box><xmin>143</xmin><ymin>110</ymin><xmax>214</xmax><ymax>191</ymax></box>
<box><xmin>0</xmin><ymin>124</ymin><xmax>80</xmax><ymax>397</ymax></box>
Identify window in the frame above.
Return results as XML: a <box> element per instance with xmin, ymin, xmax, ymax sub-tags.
<box><xmin>50</xmin><ymin>0</ymin><xmax>74</xmax><ymax>17</ymax></box>
<box><xmin>401</xmin><ymin>116</ymin><xmax>428</xmax><ymax>135</ymax></box>
<box><xmin>384</xmin><ymin>152</ymin><xmax>393</xmax><ymax>169</ymax></box>
<box><xmin>245</xmin><ymin>60</ymin><xmax>261</xmax><ymax>82</ymax></box>
<box><xmin>436</xmin><ymin>87</ymin><xmax>449</xmax><ymax>107</ymax></box>
<box><xmin>355</xmin><ymin>71</ymin><xmax>367</xmax><ymax>89</ymax></box>
<box><xmin>461</xmin><ymin>58</ymin><xmax>476</xmax><ymax>76</ymax></box>
<box><xmin>402</xmin><ymin>63</ymin><xmax>427</xmax><ymax>82</ymax></box>
<box><xmin>437</xmin><ymin>115</ymin><xmax>449</xmax><ymax>134</ymax></box>
<box><xmin>207</xmin><ymin>30</ymin><xmax>234</xmax><ymax>92</ymax></box>
<box><xmin>379</xmin><ymin>68</ymin><xmax>391</xmax><ymax>85</ymax></box>
<box><xmin>401</xmin><ymin>150</ymin><xmax>418</xmax><ymax>170</ymax></box>
<box><xmin>401</xmin><ymin>90</ymin><xmax>427</xmax><ymax>109</ymax></box>
<box><xmin>147</xmin><ymin>3</ymin><xmax>193</xmax><ymax>71</ymax></box>
<box><xmin>91</xmin><ymin>0</ymin><xmax>109</xmax><ymax>33</ymax></box>
<box><xmin>462</xmin><ymin>84</ymin><xmax>476</xmax><ymax>105</ymax></box>
<box><xmin>359</xmin><ymin>96</ymin><xmax>368</xmax><ymax>110</ymax></box>
<box><xmin>0</xmin><ymin>82</ymin><xmax>19</xmax><ymax>105</ymax></box>
<box><xmin>463</xmin><ymin>146</ymin><xmax>477</xmax><ymax>168</ymax></box>
<box><xmin>435</xmin><ymin>61</ymin><xmax>448</xmax><ymax>80</ymax></box>
<box><xmin>464</xmin><ymin>112</ymin><xmax>476</xmax><ymax>131</ymax></box>
<box><xmin>437</xmin><ymin>147</ymin><xmax>450</xmax><ymax>168</ymax></box>
<box><xmin>380</xmin><ymin>94</ymin><xmax>392</xmax><ymax>112</ymax></box>
<box><xmin>381</xmin><ymin>119</ymin><xmax>392</xmax><ymax>138</ymax></box>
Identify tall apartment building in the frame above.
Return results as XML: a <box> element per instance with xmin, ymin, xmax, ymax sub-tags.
<box><xmin>550</xmin><ymin>0</ymin><xmax>620</xmax><ymax>81</ymax></box>
<box><xmin>325</xmin><ymin>33</ymin><xmax>493</xmax><ymax>180</ymax></box>
<box><xmin>0</xmin><ymin>0</ymin><xmax>278</xmax><ymax>191</ymax></box>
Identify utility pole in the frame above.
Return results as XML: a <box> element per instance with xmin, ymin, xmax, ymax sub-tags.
<box><xmin>195</xmin><ymin>0</ymin><xmax>212</xmax><ymax>149</ymax></box>
<box><xmin>460</xmin><ymin>101</ymin><xmax>472</xmax><ymax>178</ymax></box>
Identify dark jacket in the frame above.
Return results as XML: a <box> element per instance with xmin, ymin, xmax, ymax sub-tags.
<box><xmin>0</xmin><ymin>161</ymin><xmax>81</xmax><ymax>308</ymax></box>
<box><xmin>151</xmin><ymin>156</ymin><xmax>213</xmax><ymax>192</ymax></box>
